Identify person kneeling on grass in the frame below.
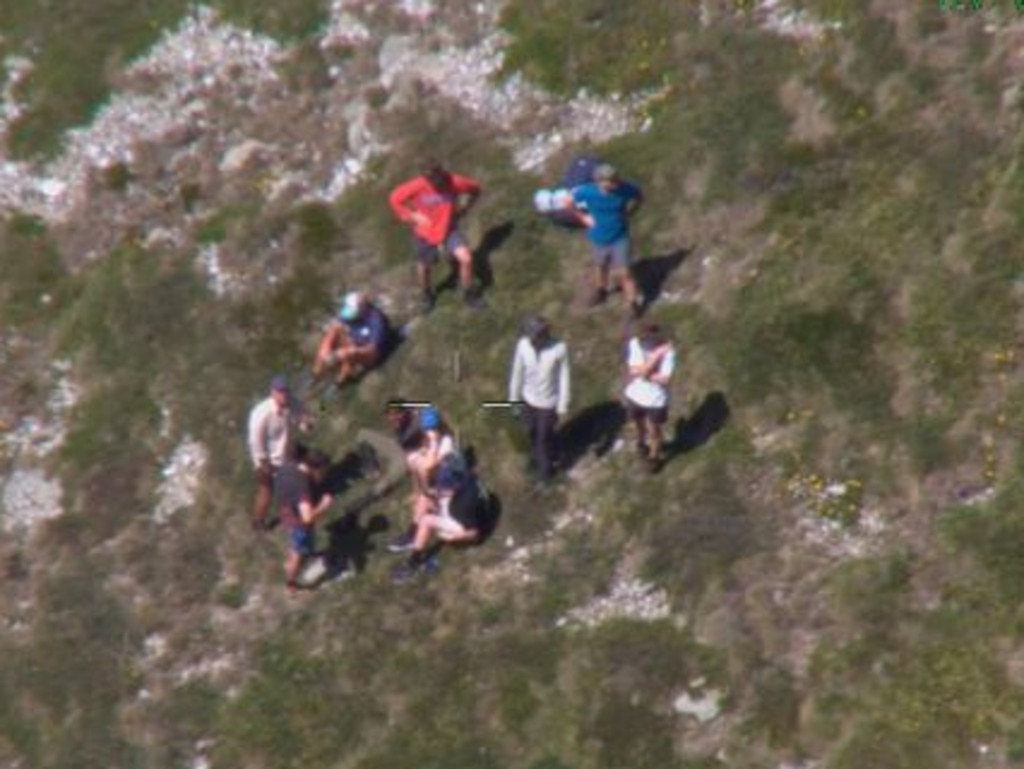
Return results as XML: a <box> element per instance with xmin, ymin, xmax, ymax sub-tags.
<box><xmin>393</xmin><ymin>453</ymin><xmax>481</xmax><ymax>583</ymax></box>
<box><xmin>275</xmin><ymin>448</ymin><xmax>334</xmax><ymax>594</ymax></box>
<box><xmin>313</xmin><ymin>291</ymin><xmax>390</xmax><ymax>386</ymax></box>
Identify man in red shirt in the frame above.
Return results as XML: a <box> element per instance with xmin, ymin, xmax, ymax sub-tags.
<box><xmin>389</xmin><ymin>161</ymin><xmax>483</xmax><ymax>311</ymax></box>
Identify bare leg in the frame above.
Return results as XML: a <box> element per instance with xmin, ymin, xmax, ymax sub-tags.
<box><xmin>451</xmin><ymin>245</ymin><xmax>474</xmax><ymax>291</ymax></box>
<box><xmin>252</xmin><ymin>469</ymin><xmax>273</xmax><ymax>529</ymax></box>
<box><xmin>337</xmin><ymin>360</ymin><xmax>353</xmax><ymax>385</ymax></box>
<box><xmin>412</xmin><ymin>518</ymin><xmax>432</xmax><ymax>551</ymax></box>
<box><xmin>614</xmin><ymin>268</ymin><xmax>639</xmax><ymax>306</ymax></box>
<box><xmin>633</xmin><ymin>411</ymin><xmax>648</xmax><ymax>455</ymax></box>
<box><xmin>285</xmin><ymin>550</ymin><xmax>304</xmax><ymax>591</ymax></box>
<box><xmin>647</xmin><ymin>416</ymin><xmax>663</xmax><ymax>460</ymax></box>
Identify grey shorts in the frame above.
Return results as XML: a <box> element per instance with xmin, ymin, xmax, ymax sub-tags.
<box><xmin>416</xmin><ymin>231</ymin><xmax>468</xmax><ymax>265</ymax></box>
<box><xmin>590</xmin><ymin>237</ymin><xmax>631</xmax><ymax>270</ymax></box>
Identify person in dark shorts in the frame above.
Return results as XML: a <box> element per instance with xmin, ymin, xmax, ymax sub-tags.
<box><xmin>387</xmin><ymin>405</ymin><xmax>457</xmax><ymax>554</ymax></box>
<box><xmin>565</xmin><ymin>163</ymin><xmax>644</xmax><ymax>316</ymax></box>
<box><xmin>313</xmin><ymin>292</ymin><xmax>391</xmax><ymax>386</ymax></box>
<box><xmin>389</xmin><ymin>161</ymin><xmax>484</xmax><ymax>311</ymax></box>
<box><xmin>246</xmin><ymin>375</ymin><xmax>311</xmax><ymax>532</ymax></box>
<box><xmin>275</xmin><ymin>448</ymin><xmax>334</xmax><ymax>593</ymax></box>
<box><xmin>623</xmin><ymin>323</ymin><xmax>676</xmax><ymax>473</ymax></box>
<box><xmin>508</xmin><ymin>315</ymin><xmax>571</xmax><ymax>483</ymax></box>
<box><xmin>392</xmin><ymin>454</ymin><xmax>482</xmax><ymax>583</ymax></box>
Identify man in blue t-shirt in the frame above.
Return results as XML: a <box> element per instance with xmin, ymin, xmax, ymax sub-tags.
<box><xmin>566</xmin><ymin>164</ymin><xmax>644</xmax><ymax>316</ymax></box>
<box><xmin>313</xmin><ymin>291</ymin><xmax>390</xmax><ymax>385</ymax></box>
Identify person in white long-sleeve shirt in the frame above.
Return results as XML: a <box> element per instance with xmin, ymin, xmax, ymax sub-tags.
<box><xmin>508</xmin><ymin>316</ymin><xmax>571</xmax><ymax>482</ymax></box>
<box><xmin>247</xmin><ymin>375</ymin><xmax>310</xmax><ymax>531</ymax></box>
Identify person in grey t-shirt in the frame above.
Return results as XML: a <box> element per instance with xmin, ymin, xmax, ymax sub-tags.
<box><xmin>508</xmin><ymin>316</ymin><xmax>571</xmax><ymax>482</ymax></box>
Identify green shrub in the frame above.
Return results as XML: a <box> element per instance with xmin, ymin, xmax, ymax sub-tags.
<box><xmin>214</xmin><ymin>0</ymin><xmax>327</xmax><ymax>41</ymax></box>
<box><xmin>216</xmin><ymin>640</ymin><xmax>373</xmax><ymax>768</ymax></box>
<box><xmin>501</xmin><ymin>0</ymin><xmax>693</xmax><ymax>96</ymax></box>
<box><xmin>941</xmin><ymin>487</ymin><xmax>1024</xmax><ymax>605</ymax></box>
<box><xmin>0</xmin><ymin>215</ymin><xmax>70</xmax><ymax>329</ymax></box>
<box><xmin>1</xmin><ymin>0</ymin><xmax>189</xmax><ymax>158</ymax></box>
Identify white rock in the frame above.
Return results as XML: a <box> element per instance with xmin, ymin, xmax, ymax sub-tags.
<box><xmin>321</xmin><ymin>8</ymin><xmax>371</xmax><ymax>49</ymax></box>
<box><xmin>824</xmin><ymin>482</ymin><xmax>847</xmax><ymax>497</ymax></box>
<box><xmin>673</xmin><ymin>689</ymin><xmax>722</xmax><ymax>723</ymax></box>
<box><xmin>756</xmin><ymin>0</ymin><xmax>843</xmax><ymax>41</ymax></box>
<box><xmin>397</xmin><ymin>0</ymin><xmax>435</xmax><ymax>20</ymax></box>
<box><xmin>154</xmin><ymin>436</ymin><xmax>209</xmax><ymax>524</ymax></box>
<box><xmin>219</xmin><ymin>139</ymin><xmax>270</xmax><ymax>174</ymax></box>
<box><xmin>1</xmin><ymin>468</ymin><xmax>63</xmax><ymax>532</ymax></box>
<box><xmin>559</xmin><ymin>575</ymin><xmax>672</xmax><ymax>629</ymax></box>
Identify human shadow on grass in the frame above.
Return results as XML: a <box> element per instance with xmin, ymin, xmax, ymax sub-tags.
<box><xmin>668</xmin><ymin>391</ymin><xmax>730</xmax><ymax>456</ymax></box>
<box><xmin>317</xmin><ymin>511</ymin><xmax>390</xmax><ymax>581</ymax></box>
<box><xmin>303</xmin><ymin>444</ymin><xmax>403</xmax><ymax>586</ymax></box>
<box><xmin>558</xmin><ymin>400</ymin><xmax>627</xmax><ymax>471</ymax></box>
<box><xmin>633</xmin><ymin>247</ymin><xmax>690</xmax><ymax>315</ymax></box>
<box><xmin>473</xmin><ymin>220</ymin><xmax>514</xmax><ymax>290</ymax></box>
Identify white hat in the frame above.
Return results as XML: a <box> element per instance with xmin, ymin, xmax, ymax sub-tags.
<box><xmin>339</xmin><ymin>291</ymin><xmax>363</xmax><ymax>321</ymax></box>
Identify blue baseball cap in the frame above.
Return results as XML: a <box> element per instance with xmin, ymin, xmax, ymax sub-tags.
<box><xmin>420</xmin><ymin>406</ymin><xmax>441</xmax><ymax>431</ymax></box>
<box><xmin>270</xmin><ymin>374</ymin><xmax>289</xmax><ymax>392</ymax></box>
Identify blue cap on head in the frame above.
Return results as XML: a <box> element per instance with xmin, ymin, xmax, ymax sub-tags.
<box><xmin>270</xmin><ymin>374</ymin><xmax>289</xmax><ymax>392</ymax></box>
<box><xmin>420</xmin><ymin>406</ymin><xmax>441</xmax><ymax>431</ymax></box>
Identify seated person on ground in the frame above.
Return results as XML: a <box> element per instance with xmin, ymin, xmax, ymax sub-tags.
<box><xmin>405</xmin><ymin>405</ymin><xmax>455</xmax><ymax>498</ymax></box>
<box><xmin>313</xmin><ymin>291</ymin><xmax>390</xmax><ymax>385</ymax></box>
<box><xmin>388</xmin><ymin>405</ymin><xmax>455</xmax><ymax>553</ymax></box>
<box><xmin>393</xmin><ymin>454</ymin><xmax>482</xmax><ymax>581</ymax></box>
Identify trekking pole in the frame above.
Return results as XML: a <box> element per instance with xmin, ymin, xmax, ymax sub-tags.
<box><xmin>480</xmin><ymin>400</ymin><xmax>525</xmax><ymax>422</ymax></box>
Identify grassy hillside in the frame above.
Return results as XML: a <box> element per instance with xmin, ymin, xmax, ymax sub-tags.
<box><xmin>4</xmin><ymin>1</ymin><xmax>1024</xmax><ymax>767</ymax></box>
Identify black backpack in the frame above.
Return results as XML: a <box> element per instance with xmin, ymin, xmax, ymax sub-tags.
<box><xmin>561</xmin><ymin>155</ymin><xmax>603</xmax><ymax>189</ymax></box>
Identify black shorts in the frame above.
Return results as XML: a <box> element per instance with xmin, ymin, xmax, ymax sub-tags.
<box><xmin>626</xmin><ymin>401</ymin><xmax>668</xmax><ymax>425</ymax></box>
<box><xmin>255</xmin><ymin>464</ymin><xmax>276</xmax><ymax>491</ymax></box>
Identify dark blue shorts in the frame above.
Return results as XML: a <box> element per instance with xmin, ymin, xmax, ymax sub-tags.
<box><xmin>288</xmin><ymin>525</ymin><xmax>316</xmax><ymax>556</ymax></box>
